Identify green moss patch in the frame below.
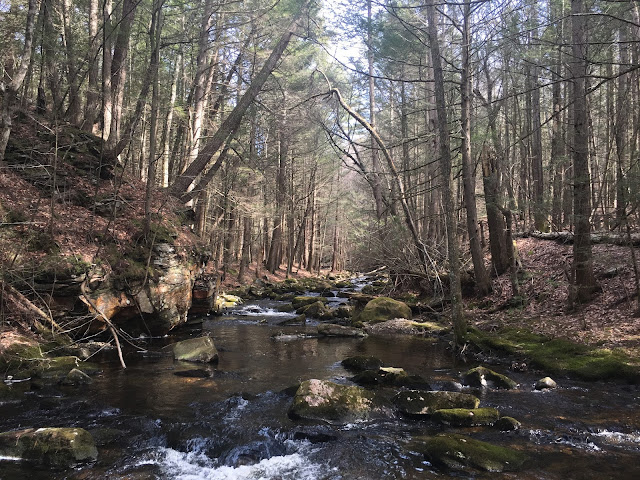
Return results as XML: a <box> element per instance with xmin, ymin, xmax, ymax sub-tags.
<box><xmin>467</xmin><ymin>327</ymin><xmax>640</xmax><ymax>383</ymax></box>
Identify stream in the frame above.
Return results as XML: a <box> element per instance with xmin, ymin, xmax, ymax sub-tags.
<box><xmin>1</xmin><ymin>282</ymin><xmax>640</xmax><ymax>479</ymax></box>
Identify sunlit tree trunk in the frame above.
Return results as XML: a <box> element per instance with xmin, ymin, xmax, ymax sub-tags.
<box><xmin>426</xmin><ymin>0</ymin><xmax>465</xmax><ymax>344</ymax></box>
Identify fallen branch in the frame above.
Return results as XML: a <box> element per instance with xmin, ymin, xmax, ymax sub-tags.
<box><xmin>0</xmin><ymin>280</ymin><xmax>63</xmax><ymax>333</ymax></box>
<box><xmin>79</xmin><ymin>282</ymin><xmax>126</xmax><ymax>369</ymax></box>
<box><xmin>527</xmin><ymin>231</ymin><xmax>640</xmax><ymax>246</ymax></box>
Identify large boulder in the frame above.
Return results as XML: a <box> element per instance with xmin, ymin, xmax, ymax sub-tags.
<box><xmin>0</xmin><ymin>427</ymin><xmax>98</xmax><ymax>468</ymax></box>
<box><xmin>432</xmin><ymin>407</ymin><xmax>501</xmax><ymax>427</ymax></box>
<box><xmin>461</xmin><ymin>366</ymin><xmax>518</xmax><ymax>390</ymax></box>
<box><xmin>393</xmin><ymin>390</ymin><xmax>479</xmax><ymax>416</ymax></box>
<box><xmin>172</xmin><ymin>336</ymin><xmax>218</xmax><ymax>363</ymax></box>
<box><xmin>412</xmin><ymin>434</ymin><xmax>528</xmax><ymax>472</ymax></box>
<box><xmin>289</xmin><ymin>379</ymin><xmax>374</xmax><ymax>423</ymax></box>
<box><xmin>357</xmin><ymin>297</ymin><xmax>412</xmax><ymax>324</ymax></box>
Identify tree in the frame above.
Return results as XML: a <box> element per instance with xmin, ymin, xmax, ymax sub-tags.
<box><xmin>570</xmin><ymin>0</ymin><xmax>597</xmax><ymax>304</ymax></box>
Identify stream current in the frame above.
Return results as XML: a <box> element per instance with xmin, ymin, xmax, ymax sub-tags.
<box><xmin>1</xmin><ymin>284</ymin><xmax>640</xmax><ymax>479</ymax></box>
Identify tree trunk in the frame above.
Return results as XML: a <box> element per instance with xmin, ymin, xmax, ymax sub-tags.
<box><xmin>168</xmin><ymin>8</ymin><xmax>307</xmax><ymax>201</ymax></box>
<box><xmin>367</xmin><ymin>0</ymin><xmax>384</xmax><ymax>220</ymax></box>
<box><xmin>83</xmin><ymin>0</ymin><xmax>100</xmax><ymax>132</ymax></box>
<box><xmin>460</xmin><ymin>1</ymin><xmax>491</xmax><ymax>295</ymax></box>
<box><xmin>427</xmin><ymin>0</ymin><xmax>465</xmax><ymax>344</ymax></box>
<box><xmin>0</xmin><ymin>0</ymin><xmax>37</xmax><ymax>163</ymax></box>
<box><xmin>615</xmin><ymin>24</ymin><xmax>629</xmax><ymax>228</ymax></box>
<box><xmin>570</xmin><ymin>0</ymin><xmax>597</xmax><ymax>304</ymax></box>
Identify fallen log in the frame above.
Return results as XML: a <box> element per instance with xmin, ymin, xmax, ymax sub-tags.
<box><xmin>527</xmin><ymin>231</ymin><xmax>640</xmax><ymax>246</ymax></box>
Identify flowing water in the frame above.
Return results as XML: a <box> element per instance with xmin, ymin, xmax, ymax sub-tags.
<box><xmin>1</xmin><ymin>292</ymin><xmax>640</xmax><ymax>479</ymax></box>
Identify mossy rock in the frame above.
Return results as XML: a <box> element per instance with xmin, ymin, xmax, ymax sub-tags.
<box><xmin>462</xmin><ymin>366</ymin><xmax>518</xmax><ymax>390</ymax></box>
<box><xmin>277</xmin><ymin>303</ymin><xmax>295</xmax><ymax>313</ymax></box>
<box><xmin>393</xmin><ymin>390</ymin><xmax>479</xmax><ymax>416</ymax></box>
<box><xmin>335</xmin><ymin>305</ymin><xmax>353</xmax><ymax>318</ymax></box>
<box><xmin>352</xmin><ymin>368</ymin><xmax>431</xmax><ymax>389</ymax></box>
<box><xmin>31</xmin><ymin>356</ymin><xmax>101</xmax><ymax>383</ymax></box>
<box><xmin>0</xmin><ymin>336</ymin><xmax>44</xmax><ymax>372</ymax></box>
<box><xmin>341</xmin><ymin>355</ymin><xmax>384</xmax><ymax>372</ymax></box>
<box><xmin>172</xmin><ymin>336</ymin><xmax>218</xmax><ymax>363</ymax></box>
<box><xmin>357</xmin><ymin>297</ymin><xmax>412</xmax><ymax>324</ymax></box>
<box><xmin>292</xmin><ymin>296</ymin><xmax>328</xmax><ymax>310</ymax></box>
<box><xmin>0</xmin><ymin>382</ymin><xmax>22</xmax><ymax>402</ymax></box>
<box><xmin>333</xmin><ymin>280</ymin><xmax>353</xmax><ymax>289</ymax></box>
<box><xmin>432</xmin><ymin>407</ymin><xmax>500</xmax><ymax>427</ymax></box>
<box><xmin>412</xmin><ymin>434</ymin><xmax>528</xmax><ymax>472</ymax></box>
<box><xmin>0</xmin><ymin>427</ymin><xmax>98</xmax><ymax>468</ymax></box>
<box><xmin>289</xmin><ymin>379</ymin><xmax>375</xmax><ymax>424</ymax></box>
<box><xmin>317</xmin><ymin>324</ymin><xmax>367</xmax><ymax>338</ymax></box>
<box><xmin>298</xmin><ymin>300</ymin><xmax>330</xmax><ymax>318</ymax></box>
<box><xmin>495</xmin><ymin>416</ymin><xmax>521</xmax><ymax>431</ymax></box>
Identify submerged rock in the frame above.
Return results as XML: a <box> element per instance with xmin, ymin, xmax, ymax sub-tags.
<box><xmin>393</xmin><ymin>390</ymin><xmax>479</xmax><ymax>416</ymax></box>
<box><xmin>412</xmin><ymin>433</ymin><xmax>528</xmax><ymax>472</ymax></box>
<box><xmin>432</xmin><ymin>407</ymin><xmax>500</xmax><ymax>427</ymax></box>
<box><xmin>172</xmin><ymin>336</ymin><xmax>218</xmax><ymax>363</ymax></box>
<box><xmin>289</xmin><ymin>379</ymin><xmax>374</xmax><ymax>423</ymax></box>
<box><xmin>0</xmin><ymin>427</ymin><xmax>98</xmax><ymax>468</ymax></box>
<box><xmin>535</xmin><ymin>377</ymin><xmax>557</xmax><ymax>390</ymax></box>
<box><xmin>462</xmin><ymin>366</ymin><xmax>518</xmax><ymax>390</ymax></box>
<box><xmin>352</xmin><ymin>368</ymin><xmax>431</xmax><ymax>389</ymax></box>
<box><xmin>60</xmin><ymin>368</ymin><xmax>93</xmax><ymax>386</ymax></box>
<box><xmin>357</xmin><ymin>297</ymin><xmax>412</xmax><ymax>324</ymax></box>
<box><xmin>317</xmin><ymin>324</ymin><xmax>366</xmax><ymax>338</ymax></box>
<box><xmin>341</xmin><ymin>355</ymin><xmax>384</xmax><ymax>372</ymax></box>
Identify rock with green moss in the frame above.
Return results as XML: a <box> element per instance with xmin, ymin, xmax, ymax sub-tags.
<box><xmin>31</xmin><ymin>356</ymin><xmax>101</xmax><ymax>384</ymax></box>
<box><xmin>462</xmin><ymin>366</ymin><xmax>518</xmax><ymax>390</ymax></box>
<box><xmin>393</xmin><ymin>390</ymin><xmax>479</xmax><ymax>416</ymax></box>
<box><xmin>0</xmin><ymin>383</ymin><xmax>22</xmax><ymax>402</ymax></box>
<box><xmin>289</xmin><ymin>379</ymin><xmax>375</xmax><ymax>423</ymax></box>
<box><xmin>494</xmin><ymin>416</ymin><xmax>521</xmax><ymax>431</ymax></box>
<box><xmin>317</xmin><ymin>324</ymin><xmax>367</xmax><ymax>338</ymax></box>
<box><xmin>335</xmin><ymin>305</ymin><xmax>353</xmax><ymax>318</ymax></box>
<box><xmin>341</xmin><ymin>355</ymin><xmax>384</xmax><ymax>372</ymax></box>
<box><xmin>0</xmin><ymin>427</ymin><xmax>98</xmax><ymax>468</ymax></box>
<box><xmin>357</xmin><ymin>297</ymin><xmax>412</xmax><ymax>324</ymax></box>
<box><xmin>432</xmin><ymin>407</ymin><xmax>500</xmax><ymax>427</ymax></box>
<box><xmin>277</xmin><ymin>303</ymin><xmax>295</xmax><ymax>313</ymax></box>
<box><xmin>411</xmin><ymin>433</ymin><xmax>528</xmax><ymax>472</ymax></box>
<box><xmin>292</xmin><ymin>296</ymin><xmax>328</xmax><ymax>310</ymax></box>
<box><xmin>172</xmin><ymin>336</ymin><xmax>218</xmax><ymax>363</ymax></box>
<box><xmin>298</xmin><ymin>300</ymin><xmax>330</xmax><ymax>318</ymax></box>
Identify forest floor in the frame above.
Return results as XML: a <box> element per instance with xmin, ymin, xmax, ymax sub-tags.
<box><xmin>471</xmin><ymin>237</ymin><xmax>640</xmax><ymax>359</ymax></box>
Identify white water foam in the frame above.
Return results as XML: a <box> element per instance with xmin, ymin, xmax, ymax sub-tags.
<box><xmin>594</xmin><ymin>430</ymin><xmax>640</xmax><ymax>447</ymax></box>
<box><xmin>153</xmin><ymin>448</ymin><xmax>324</xmax><ymax>480</ymax></box>
<box><xmin>230</xmin><ymin>306</ymin><xmax>296</xmax><ymax>318</ymax></box>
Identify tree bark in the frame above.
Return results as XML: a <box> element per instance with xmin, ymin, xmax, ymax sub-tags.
<box><xmin>426</xmin><ymin>0</ymin><xmax>465</xmax><ymax>344</ymax></box>
<box><xmin>460</xmin><ymin>1</ymin><xmax>491</xmax><ymax>295</ymax></box>
<box><xmin>0</xmin><ymin>0</ymin><xmax>37</xmax><ymax>163</ymax></box>
<box><xmin>570</xmin><ymin>0</ymin><xmax>597</xmax><ymax>304</ymax></box>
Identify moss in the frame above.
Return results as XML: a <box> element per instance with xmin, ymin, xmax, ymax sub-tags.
<box><xmin>292</xmin><ymin>296</ymin><xmax>327</xmax><ymax>309</ymax></box>
<box><xmin>432</xmin><ymin>408</ymin><xmax>500</xmax><ymax>427</ymax></box>
<box><xmin>467</xmin><ymin>327</ymin><xmax>640</xmax><ymax>383</ymax></box>
<box><xmin>357</xmin><ymin>297</ymin><xmax>412</xmax><ymax>324</ymax></box>
<box><xmin>462</xmin><ymin>366</ymin><xmax>518</xmax><ymax>389</ymax></box>
<box><xmin>341</xmin><ymin>355</ymin><xmax>384</xmax><ymax>372</ymax></box>
<box><xmin>289</xmin><ymin>379</ymin><xmax>374</xmax><ymax>423</ymax></box>
<box><xmin>413</xmin><ymin>434</ymin><xmax>528</xmax><ymax>472</ymax></box>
